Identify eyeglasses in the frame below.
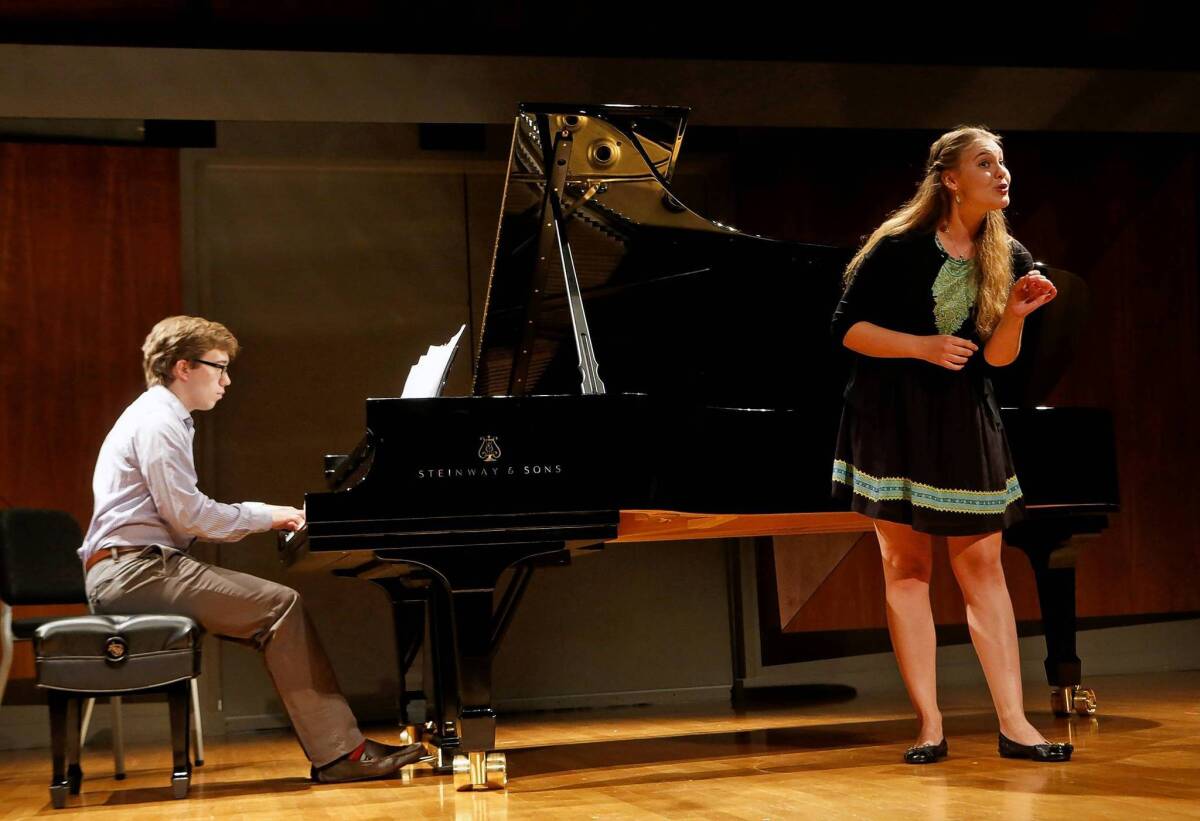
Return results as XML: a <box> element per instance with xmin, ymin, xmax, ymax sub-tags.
<box><xmin>192</xmin><ymin>358</ymin><xmax>230</xmax><ymax>376</ymax></box>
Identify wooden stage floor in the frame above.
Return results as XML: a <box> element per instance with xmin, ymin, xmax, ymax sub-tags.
<box><xmin>2</xmin><ymin>670</ymin><xmax>1198</xmax><ymax>819</ymax></box>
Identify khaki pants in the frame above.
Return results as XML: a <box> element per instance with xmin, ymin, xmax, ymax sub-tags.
<box><xmin>86</xmin><ymin>545</ymin><xmax>363</xmax><ymax>768</ymax></box>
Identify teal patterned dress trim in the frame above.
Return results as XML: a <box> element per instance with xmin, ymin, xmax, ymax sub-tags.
<box><xmin>832</xmin><ymin>459</ymin><xmax>1023</xmax><ymax>515</ymax></box>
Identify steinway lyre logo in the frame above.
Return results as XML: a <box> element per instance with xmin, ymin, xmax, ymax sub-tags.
<box><xmin>478</xmin><ymin>435</ymin><xmax>502</xmax><ymax>463</ymax></box>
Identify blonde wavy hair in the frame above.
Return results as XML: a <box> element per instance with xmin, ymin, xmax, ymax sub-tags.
<box><xmin>843</xmin><ymin>125</ymin><xmax>1014</xmax><ymax>338</ymax></box>
<box><xmin>142</xmin><ymin>316</ymin><xmax>239</xmax><ymax>387</ymax></box>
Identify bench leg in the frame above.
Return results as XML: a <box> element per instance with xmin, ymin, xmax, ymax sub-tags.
<box><xmin>167</xmin><ymin>681</ymin><xmax>192</xmax><ymax>799</ymax></box>
<box><xmin>0</xmin><ymin>601</ymin><xmax>13</xmax><ymax>707</ymax></box>
<box><xmin>48</xmin><ymin>691</ymin><xmax>69</xmax><ymax>808</ymax></box>
<box><xmin>79</xmin><ymin>697</ymin><xmax>95</xmax><ymax>746</ymax></box>
<box><xmin>190</xmin><ymin>678</ymin><xmax>205</xmax><ymax>766</ymax></box>
<box><xmin>111</xmin><ymin>696</ymin><xmax>126</xmax><ymax>779</ymax></box>
<box><xmin>79</xmin><ymin>696</ymin><xmax>127</xmax><ymax>780</ymax></box>
<box><xmin>66</xmin><ymin>697</ymin><xmax>82</xmax><ymax>795</ymax></box>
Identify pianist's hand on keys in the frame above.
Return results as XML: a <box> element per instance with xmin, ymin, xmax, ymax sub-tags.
<box><xmin>268</xmin><ymin>505</ymin><xmax>306</xmax><ymax>532</ymax></box>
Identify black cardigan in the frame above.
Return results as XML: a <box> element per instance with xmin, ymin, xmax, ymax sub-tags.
<box><xmin>830</xmin><ymin>229</ymin><xmax>1035</xmax><ymax>344</ymax></box>
<box><xmin>829</xmin><ymin>229</ymin><xmax>1035</xmax><ymax>418</ymax></box>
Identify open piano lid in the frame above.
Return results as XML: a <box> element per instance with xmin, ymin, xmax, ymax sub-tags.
<box><xmin>471</xmin><ymin>102</ymin><xmax>849</xmax><ymax>407</ymax></box>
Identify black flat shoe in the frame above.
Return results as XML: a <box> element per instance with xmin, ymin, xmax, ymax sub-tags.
<box><xmin>998</xmin><ymin>733</ymin><xmax>1073</xmax><ymax>762</ymax></box>
<box><xmin>904</xmin><ymin>738</ymin><xmax>948</xmax><ymax>764</ymax></box>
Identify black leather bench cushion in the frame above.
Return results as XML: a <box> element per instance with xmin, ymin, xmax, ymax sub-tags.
<box><xmin>34</xmin><ymin>615</ymin><xmax>201</xmax><ymax>693</ymax></box>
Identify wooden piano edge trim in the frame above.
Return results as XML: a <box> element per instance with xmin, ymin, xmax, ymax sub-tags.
<box><xmin>611</xmin><ymin>503</ymin><xmax>1115</xmax><ymax>544</ymax></box>
<box><xmin>611</xmin><ymin>510</ymin><xmax>875</xmax><ymax>542</ymax></box>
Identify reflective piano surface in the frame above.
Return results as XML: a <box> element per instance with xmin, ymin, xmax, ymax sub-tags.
<box><xmin>281</xmin><ymin>103</ymin><xmax>1118</xmax><ymax>789</ymax></box>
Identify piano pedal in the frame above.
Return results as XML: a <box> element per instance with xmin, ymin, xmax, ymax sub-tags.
<box><xmin>1050</xmin><ymin>685</ymin><xmax>1097</xmax><ymax>717</ymax></box>
<box><xmin>452</xmin><ymin>751</ymin><xmax>507</xmax><ymax>791</ymax></box>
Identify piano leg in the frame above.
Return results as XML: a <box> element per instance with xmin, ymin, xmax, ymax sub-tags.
<box><xmin>446</xmin><ymin>588</ymin><xmax>508</xmax><ymax>791</ymax></box>
<box><xmin>421</xmin><ymin>565</ymin><xmax>526</xmax><ymax>778</ymax></box>
<box><xmin>404</xmin><ymin>575</ymin><xmax>458</xmax><ymax>772</ymax></box>
<box><xmin>371</xmin><ymin>578</ymin><xmax>430</xmax><ymax>744</ymax></box>
<box><xmin>371</xmin><ymin>542</ymin><xmax>570</xmax><ymax>790</ymax></box>
<box><xmin>1010</xmin><ymin>529</ymin><xmax>1098</xmax><ymax>717</ymax></box>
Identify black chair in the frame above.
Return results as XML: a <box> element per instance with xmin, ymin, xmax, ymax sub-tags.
<box><xmin>0</xmin><ymin>509</ymin><xmax>205</xmax><ymax>790</ymax></box>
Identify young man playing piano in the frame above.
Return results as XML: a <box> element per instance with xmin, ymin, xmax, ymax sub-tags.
<box><xmin>79</xmin><ymin>315</ymin><xmax>426</xmax><ymax>783</ymax></box>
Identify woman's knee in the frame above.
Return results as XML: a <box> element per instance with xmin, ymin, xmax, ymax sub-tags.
<box><xmin>876</xmin><ymin>525</ymin><xmax>933</xmax><ymax>582</ymax></box>
<box><xmin>949</xmin><ymin>535</ymin><xmax>1005</xmax><ymax>588</ymax></box>
<box><xmin>882</xmin><ymin>554</ymin><xmax>933</xmax><ymax>584</ymax></box>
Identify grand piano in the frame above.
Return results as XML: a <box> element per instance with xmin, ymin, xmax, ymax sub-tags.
<box><xmin>281</xmin><ymin>103</ymin><xmax>1119</xmax><ymax>790</ymax></box>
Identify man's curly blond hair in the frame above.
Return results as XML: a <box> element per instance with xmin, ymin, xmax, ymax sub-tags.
<box><xmin>142</xmin><ymin>316</ymin><xmax>239</xmax><ymax>388</ymax></box>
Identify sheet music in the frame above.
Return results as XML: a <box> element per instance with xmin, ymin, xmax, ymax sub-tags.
<box><xmin>401</xmin><ymin>324</ymin><xmax>466</xmax><ymax>398</ymax></box>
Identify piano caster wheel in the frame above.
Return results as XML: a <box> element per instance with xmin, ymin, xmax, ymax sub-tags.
<box><xmin>451</xmin><ymin>754</ymin><xmax>471</xmax><ymax>791</ymax></box>
<box><xmin>485</xmin><ymin>752</ymin><xmax>507</xmax><ymax>790</ymax></box>
<box><xmin>1072</xmin><ymin>687</ymin><xmax>1098</xmax><ymax>716</ymax></box>
<box><xmin>452</xmin><ymin>751</ymin><xmax>507</xmax><ymax>791</ymax></box>
<box><xmin>1051</xmin><ymin>685</ymin><xmax>1097</xmax><ymax>717</ymax></box>
<box><xmin>398</xmin><ymin>724</ymin><xmax>423</xmax><ymax>746</ymax></box>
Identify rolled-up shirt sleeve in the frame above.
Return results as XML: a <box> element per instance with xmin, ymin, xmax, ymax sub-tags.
<box><xmin>133</xmin><ymin>416</ymin><xmax>273</xmax><ymax>542</ymax></box>
<box><xmin>831</xmin><ymin>239</ymin><xmax>899</xmax><ymax>345</ymax></box>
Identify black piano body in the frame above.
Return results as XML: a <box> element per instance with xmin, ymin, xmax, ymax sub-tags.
<box><xmin>282</xmin><ymin>103</ymin><xmax>1119</xmax><ymax>789</ymax></box>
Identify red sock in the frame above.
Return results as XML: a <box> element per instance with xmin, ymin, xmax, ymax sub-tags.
<box><xmin>346</xmin><ymin>741</ymin><xmax>367</xmax><ymax>761</ymax></box>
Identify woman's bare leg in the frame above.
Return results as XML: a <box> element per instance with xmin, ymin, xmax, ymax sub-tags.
<box><xmin>874</xmin><ymin>519</ymin><xmax>942</xmax><ymax>745</ymax></box>
<box><xmin>947</xmin><ymin>530</ymin><xmax>1047</xmax><ymax>745</ymax></box>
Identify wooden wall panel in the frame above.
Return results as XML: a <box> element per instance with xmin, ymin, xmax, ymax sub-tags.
<box><xmin>0</xmin><ymin>143</ymin><xmax>180</xmax><ymax>682</ymax></box>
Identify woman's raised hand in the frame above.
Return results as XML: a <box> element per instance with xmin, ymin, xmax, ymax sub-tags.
<box><xmin>1006</xmin><ymin>270</ymin><xmax>1058</xmax><ymax>318</ymax></box>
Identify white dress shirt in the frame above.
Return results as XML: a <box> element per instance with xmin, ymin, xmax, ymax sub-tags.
<box><xmin>79</xmin><ymin>385</ymin><xmax>273</xmax><ymax>563</ymax></box>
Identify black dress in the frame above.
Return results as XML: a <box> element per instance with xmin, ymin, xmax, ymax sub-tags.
<box><xmin>829</xmin><ymin>229</ymin><xmax>1034</xmax><ymax>536</ymax></box>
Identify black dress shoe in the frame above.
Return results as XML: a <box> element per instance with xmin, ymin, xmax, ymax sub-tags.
<box><xmin>904</xmin><ymin>738</ymin><xmax>948</xmax><ymax>764</ymax></box>
<box><xmin>998</xmin><ymin>733</ymin><xmax>1073</xmax><ymax>762</ymax></box>
<box><xmin>311</xmin><ymin>740</ymin><xmax>430</xmax><ymax>783</ymax></box>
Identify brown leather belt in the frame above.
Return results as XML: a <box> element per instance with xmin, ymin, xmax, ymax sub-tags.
<box><xmin>84</xmin><ymin>546</ymin><xmax>149</xmax><ymax>574</ymax></box>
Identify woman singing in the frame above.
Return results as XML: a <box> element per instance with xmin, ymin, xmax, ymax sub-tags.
<box><xmin>831</xmin><ymin>126</ymin><xmax>1073</xmax><ymax>764</ymax></box>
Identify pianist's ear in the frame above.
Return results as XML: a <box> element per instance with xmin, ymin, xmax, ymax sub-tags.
<box><xmin>171</xmin><ymin>359</ymin><xmax>194</xmax><ymax>382</ymax></box>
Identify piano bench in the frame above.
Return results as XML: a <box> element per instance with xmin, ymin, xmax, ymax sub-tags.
<box><xmin>34</xmin><ymin>615</ymin><xmax>202</xmax><ymax>808</ymax></box>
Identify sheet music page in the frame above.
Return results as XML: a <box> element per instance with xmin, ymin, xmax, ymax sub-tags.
<box><xmin>401</xmin><ymin>324</ymin><xmax>466</xmax><ymax>398</ymax></box>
